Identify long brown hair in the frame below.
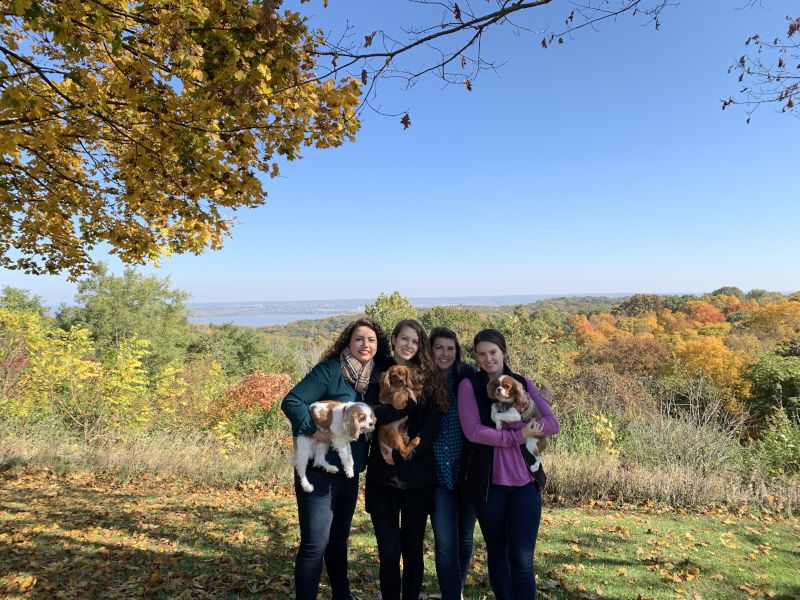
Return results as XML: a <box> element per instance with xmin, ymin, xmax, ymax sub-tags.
<box><xmin>392</xmin><ymin>319</ymin><xmax>448</xmax><ymax>413</ymax></box>
<box><xmin>320</xmin><ymin>317</ymin><xmax>391</xmax><ymax>363</ymax></box>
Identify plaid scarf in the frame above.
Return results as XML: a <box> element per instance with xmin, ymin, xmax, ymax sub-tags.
<box><xmin>339</xmin><ymin>348</ymin><xmax>373</xmax><ymax>394</ymax></box>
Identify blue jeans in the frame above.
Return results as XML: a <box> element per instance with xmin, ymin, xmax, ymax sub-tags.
<box><xmin>294</xmin><ymin>468</ymin><xmax>359</xmax><ymax>600</ymax></box>
<box><xmin>472</xmin><ymin>482</ymin><xmax>542</xmax><ymax>600</ymax></box>
<box><xmin>430</xmin><ymin>484</ymin><xmax>476</xmax><ymax>600</ymax></box>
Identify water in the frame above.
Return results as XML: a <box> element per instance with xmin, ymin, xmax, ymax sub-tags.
<box><xmin>186</xmin><ymin>293</ymin><xmax>629</xmax><ymax>327</ymax></box>
<box><xmin>188</xmin><ymin>312</ymin><xmax>355</xmax><ymax>326</ymax></box>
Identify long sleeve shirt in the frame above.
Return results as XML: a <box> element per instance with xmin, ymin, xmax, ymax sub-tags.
<box><xmin>458</xmin><ymin>377</ymin><xmax>559</xmax><ymax>487</ymax></box>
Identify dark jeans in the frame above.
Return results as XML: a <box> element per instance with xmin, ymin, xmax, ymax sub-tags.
<box><xmin>430</xmin><ymin>484</ymin><xmax>476</xmax><ymax>600</ymax></box>
<box><xmin>366</xmin><ymin>482</ymin><xmax>433</xmax><ymax>600</ymax></box>
<box><xmin>294</xmin><ymin>468</ymin><xmax>359</xmax><ymax>600</ymax></box>
<box><xmin>472</xmin><ymin>482</ymin><xmax>542</xmax><ymax>600</ymax></box>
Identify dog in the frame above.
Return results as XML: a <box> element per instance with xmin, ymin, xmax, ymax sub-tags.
<box><xmin>487</xmin><ymin>374</ymin><xmax>549</xmax><ymax>473</ymax></box>
<box><xmin>377</xmin><ymin>365</ymin><xmax>421</xmax><ymax>465</ymax></box>
<box><xmin>292</xmin><ymin>400</ymin><xmax>376</xmax><ymax>493</ymax></box>
<box><xmin>379</xmin><ymin>364</ymin><xmax>415</xmax><ymax>409</ymax></box>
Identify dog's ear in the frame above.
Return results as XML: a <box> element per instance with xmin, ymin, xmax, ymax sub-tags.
<box><xmin>380</xmin><ymin>370</ymin><xmax>391</xmax><ymax>390</ymax></box>
<box><xmin>310</xmin><ymin>401</ymin><xmax>334</xmax><ymax>430</ymax></box>
<box><xmin>342</xmin><ymin>406</ymin><xmax>359</xmax><ymax>439</ymax></box>
<box><xmin>486</xmin><ymin>378</ymin><xmax>497</xmax><ymax>400</ymax></box>
<box><xmin>511</xmin><ymin>378</ymin><xmax>527</xmax><ymax>399</ymax></box>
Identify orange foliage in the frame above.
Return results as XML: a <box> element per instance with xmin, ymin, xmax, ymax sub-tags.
<box><xmin>595</xmin><ymin>334</ymin><xmax>673</xmax><ymax>377</ymax></box>
<box><xmin>571</xmin><ymin>314</ymin><xmax>607</xmax><ymax>346</ymax></box>
<box><xmin>684</xmin><ymin>300</ymin><xmax>725</xmax><ymax>324</ymax></box>
<box><xmin>590</xmin><ymin>313</ymin><xmax>620</xmax><ymax>338</ymax></box>
<box><xmin>224</xmin><ymin>371</ymin><xmax>292</xmax><ymax>412</ymax></box>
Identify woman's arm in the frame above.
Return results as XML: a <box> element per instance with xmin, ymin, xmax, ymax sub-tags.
<box><xmin>457</xmin><ymin>379</ymin><xmax>525</xmax><ymax>448</ymax></box>
<box><xmin>280</xmin><ymin>363</ymin><xmax>330</xmax><ymax>436</ymax></box>
<box><xmin>526</xmin><ymin>379</ymin><xmax>560</xmax><ymax>437</ymax></box>
<box><xmin>370</xmin><ymin>396</ymin><xmax>416</xmax><ymax>426</ymax></box>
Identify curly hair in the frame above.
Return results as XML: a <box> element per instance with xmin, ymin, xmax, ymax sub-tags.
<box><xmin>391</xmin><ymin>319</ymin><xmax>449</xmax><ymax>413</ymax></box>
<box><xmin>320</xmin><ymin>317</ymin><xmax>391</xmax><ymax>364</ymax></box>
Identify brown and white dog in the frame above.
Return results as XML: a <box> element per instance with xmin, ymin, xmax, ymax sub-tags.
<box><xmin>487</xmin><ymin>375</ymin><xmax>549</xmax><ymax>473</ymax></box>
<box><xmin>292</xmin><ymin>400</ymin><xmax>376</xmax><ymax>493</ymax></box>
<box><xmin>377</xmin><ymin>365</ymin><xmax>421</xmax><ymax>465</ymax></box>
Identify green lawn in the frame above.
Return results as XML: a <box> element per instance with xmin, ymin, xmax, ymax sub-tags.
<box><xmin>1</xmin><ymin>467</ymin><xmax>798</xmax><ymax>599</ymax></box>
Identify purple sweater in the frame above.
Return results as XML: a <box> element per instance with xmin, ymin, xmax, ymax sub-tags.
<box><xmin>458</xmin><ymin>377</ymin><xmax>559</xmax><ymax>486</ymax></box>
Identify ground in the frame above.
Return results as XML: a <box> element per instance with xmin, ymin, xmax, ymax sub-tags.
<box><xmin>1</xmin><ymin>467</ymin><xmax>798</xmax><ymax>599</ymax></box>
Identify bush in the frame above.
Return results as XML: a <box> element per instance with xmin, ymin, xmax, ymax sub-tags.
<box><xmin>747</xmin><ymin>409</ymin><xmax>800</xmax><ymax>477</ymax></box>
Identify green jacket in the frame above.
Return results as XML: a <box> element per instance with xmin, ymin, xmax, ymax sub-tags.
<box><xmin>281</xmin><ymin>358</ymin><xmax>373</xmax><ymax>473</ymax></box>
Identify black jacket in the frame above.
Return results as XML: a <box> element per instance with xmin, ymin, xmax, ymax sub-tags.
<box><xmin>365</xmin><ymin>358</ymin><xmax>442</xmax><ymax>489</ymax></box>
<box><xmin>460</xmin><ymin>369</ymin><xmax>546</xmax><ymax>500</ymax></box>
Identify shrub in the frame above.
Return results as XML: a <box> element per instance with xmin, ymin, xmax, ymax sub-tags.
<box><xmin>748</xmin><ymin>409</ymin><xmax>800</xmax><ymax>477</ymax></box>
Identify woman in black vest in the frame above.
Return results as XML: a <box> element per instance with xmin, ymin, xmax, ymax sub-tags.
<box><xmin>458</xmin><ymin>329</ymin><xmax>559</xmax><ymax>599</ymax></box>
<box><xmin>365</xmin><ymin>319</ymin><xmax>448</xmax><ymax>600</ymax></box>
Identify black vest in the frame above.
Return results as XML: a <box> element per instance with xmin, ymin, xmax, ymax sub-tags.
<box><xmin>460</xmin><ymin>370</ymin><xmax>546</xmax><ymax>500</ymax></box>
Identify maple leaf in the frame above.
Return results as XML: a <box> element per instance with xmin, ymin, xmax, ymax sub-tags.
<box><xmin>400</xmin><ymin>113</ymin><xmax>411</xmax><ymax>129</ymax></box>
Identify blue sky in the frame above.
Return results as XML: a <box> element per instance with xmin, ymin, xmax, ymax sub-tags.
<box><xmin>2</xmin><ymin>0</ymin><xmax>798</xmax><ymax>305</ymax></box>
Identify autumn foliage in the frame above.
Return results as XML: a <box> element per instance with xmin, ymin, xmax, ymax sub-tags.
<box><xmin>224</xmin><ymin>371</ymin><xmax>292</xmax><ymax>413</ymax></box>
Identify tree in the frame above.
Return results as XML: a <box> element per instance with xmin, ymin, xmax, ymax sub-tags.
<box><xmin>723</xmin><ymin>15</ymin><xmax>800</xmax><ymax>122</ymax></box>
<box><xmin>56</xmin><ymin>265</ymin><xmax>190</xmax><ymax>374</ymax></box>
<box><xmin>1</xmin><ymin>0</ymin><xmax>361</xmax><ymax>278</ymax></box>
<box><xmin>1</xmin><ymin>0</ymin><xmax>671</xmax><ymax>278</ymax></box>
<box><xmin>710</xmin><ymin>286</ymin><xmax>745</xmax><ymax>299</ymax></box>
<box><xmin>188</xmin><ymin>323</ymin><xmax>277</xmax><ymax>379</ymax></box>
<box><xmin>744</xmin><ymin>354</ymin><xmax>800</xmax><ymax>424</ymax></box>
<box><xmin>612</xmin><ymin>294</ymin><xmax>664</xmax><ymax>317</ymax></box>
<box><xmin>364</xmin><ymin>291</ymin><xmax>418</xmax><ymax>336</ymax></box>
<box><xmin>0</xmin><ymin>286</ymin><xmax>46</xmax><ymax>316</ymax></box>
<box><xmin>673</xmin><ymin>335</ymin><xmax>750</xmax><ymax>399</ymax></box>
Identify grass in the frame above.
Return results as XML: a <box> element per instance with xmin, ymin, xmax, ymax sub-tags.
<box><xmin>1</xmin><ymin>466</ymin><xmax>799</xmax><ymax>600</ymax></box>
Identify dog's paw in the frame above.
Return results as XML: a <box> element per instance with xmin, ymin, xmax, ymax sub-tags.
<box><xmin>344</xmin><ymin>467</ymin><xmax>355</xmax><ymax>478</ymax></box>
<box><xmin>323</xmin><ymin>464</ymin><xmax>339</xmax><ymax>474</ymax></box>
<box><xmin>300</xmin><ymin>479</ymin><xmax>314</xmax><ymax>493</ymax></box>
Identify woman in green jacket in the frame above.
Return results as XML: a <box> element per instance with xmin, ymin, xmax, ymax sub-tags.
<box><xmin>281</xmin><ymin>317</ymin><xmax>391</xmax><ymax>600</ymax></box>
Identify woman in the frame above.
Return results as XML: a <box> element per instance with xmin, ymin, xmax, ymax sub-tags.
<box><xmin>458</xmin><ymin>328</ymin><xmax>559</xmax><ymax>600</ymax></box>
<box><xmin>281</xmin><ymin>317</ymin><xmax>391</xmax><ymax>600</ymax></box>
<box><xmin>365</xmin><ymin>319</ymin><xmax>448</xmax><ymax>600</ymax></box>
<box><xmin>429</xmin><ymin>327</ymin><xmax>478</xmax><ymax>600</ymax></box>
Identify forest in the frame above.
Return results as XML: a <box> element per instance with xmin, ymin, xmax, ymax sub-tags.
<box><xmin>1</xmin><ymin>273</ymin><xmax>798</xmax><ymax>509</ymax></box>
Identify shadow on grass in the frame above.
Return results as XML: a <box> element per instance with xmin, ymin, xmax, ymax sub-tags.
<box><xmin>0</xmin><ymin>469</ymin><xmax>300</xmax><ymax>599</ymax></box>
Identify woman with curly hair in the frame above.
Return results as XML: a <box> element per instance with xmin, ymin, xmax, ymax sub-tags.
<box><xmin>281</xmin><ymin>317</ymin><xmax>391</xmax><ymax>600</ymax></box>
<box><xmin>365</xmin><ymin>319</ymin><xmax>449</xmax><ymax>600</ymax></box>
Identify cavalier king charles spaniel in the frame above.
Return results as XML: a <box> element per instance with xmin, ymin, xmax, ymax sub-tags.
<box><xmin>292</xmin><ymin>400</ymin><xmax>376</xmax><ymax>493</ymax></box>
<box><xmin>377</xmin><ymin>365</ymin><xmax>421</xmax><ymax>465</ymax></box>
<box><xmin>487</xmin><ymin>375</ymin><xmax>549</xmax><ymax>473</ymax></box>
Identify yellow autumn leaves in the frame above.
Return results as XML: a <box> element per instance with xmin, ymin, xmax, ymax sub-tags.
<box><xmin>0</xmin><ymin>0</ymin><xmax>362</xmax><ymax>278</ymax></box>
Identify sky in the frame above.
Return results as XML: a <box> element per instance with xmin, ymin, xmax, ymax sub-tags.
<box><xmin>2</xmin><ymin>0</ymin><xmax>798</xmax><ymax>306</ymax></box>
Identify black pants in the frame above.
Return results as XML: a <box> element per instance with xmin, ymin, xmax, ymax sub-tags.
<box><xmin>365</xmin><ymin>482</ymin><xmax>434</xmax><ymax>600</ymax></box>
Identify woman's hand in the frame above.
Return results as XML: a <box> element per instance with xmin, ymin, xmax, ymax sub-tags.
<box><xmin>522</xmin><ymin>420</ymin><xmax>544</xmax><ymax>439</ymax></box>
<box><xmin>312</xmin><ymin>430</ymin><xmax>333</xmax><ymax>444</ymax></box>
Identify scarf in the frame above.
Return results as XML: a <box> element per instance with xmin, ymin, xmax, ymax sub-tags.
<box><xmin>339</xmin><ymin>348</ymin><xmax>373</xmax><ymax>394</ymax></box>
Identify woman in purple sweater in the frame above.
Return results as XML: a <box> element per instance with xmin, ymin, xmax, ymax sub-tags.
<box><xmin>457</xmin><ymin>329</ymin><xmax>559</xmax><ymax>599</ymax></box>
